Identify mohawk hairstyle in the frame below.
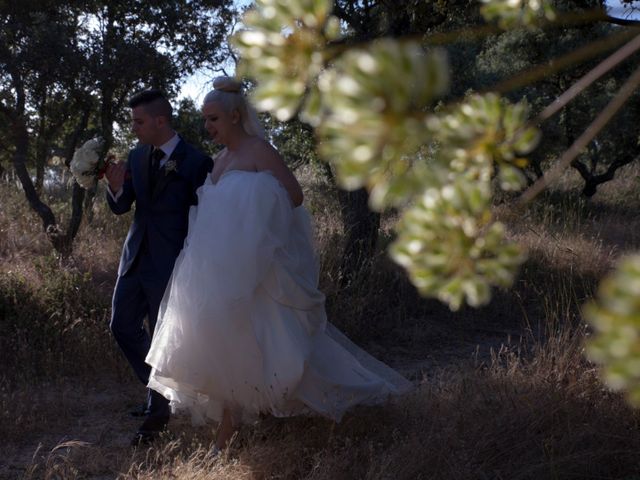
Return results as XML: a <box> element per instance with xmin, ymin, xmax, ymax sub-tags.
<box><xmin>128</xmin><ymin>89</ymin><xmax>173</xmax><ymax>120</ymax></box>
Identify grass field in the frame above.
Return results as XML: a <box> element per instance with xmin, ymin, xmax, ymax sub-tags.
<box><xmin>1</xmin><ymin>164</ymin><xmax>640</xmax><ymax>479</ymax></box>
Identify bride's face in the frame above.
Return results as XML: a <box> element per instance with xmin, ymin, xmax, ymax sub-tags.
<box><xmin>202</xmin><ymin>102</ymin><xmax>240</xmax><ymax>145</ymax></box>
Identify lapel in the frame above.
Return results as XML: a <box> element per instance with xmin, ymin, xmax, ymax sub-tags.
<box><xmin>151</xmin><ymin>139</ymin><xmax>187</xmax><ymax>201</ymax></box>
<box><xmin>141</xmin><ymin>144</ymin><xmax>152</xmax><ymax>198</ymax></box>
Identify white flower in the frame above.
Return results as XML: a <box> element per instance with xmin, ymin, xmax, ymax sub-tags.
<box><xmin>69</xmin><ymin>137</ymin><xmax>104</xmax><ymax>189</ymax></box>
<box><xmin>164</xmin><ymin>159</ymin><xmax>178</xmax><ymax>174</ymax></box>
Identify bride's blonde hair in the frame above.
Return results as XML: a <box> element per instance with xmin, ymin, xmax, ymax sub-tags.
<box><xmin>203</xmin><ymin>77</ymin><xmax>265</xmax><ymax>139</ymax></box>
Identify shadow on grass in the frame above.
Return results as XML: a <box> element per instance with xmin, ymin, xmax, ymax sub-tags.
<box><xmin>23</xmin><ymin>357</ymin><xmax>640</xmax><ymax>480</ymax></box>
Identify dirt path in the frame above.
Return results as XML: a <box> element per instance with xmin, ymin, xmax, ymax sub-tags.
<box><xmin>1</xmin><ymin>381</ymin><xmax>143</xmax><ymax>479</ymax></box>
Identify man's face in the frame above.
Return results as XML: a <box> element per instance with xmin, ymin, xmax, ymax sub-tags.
<box><xmin>131</xmin><ymin>106</ymin><xmax>160</xmax><ymax>145</ymax></box>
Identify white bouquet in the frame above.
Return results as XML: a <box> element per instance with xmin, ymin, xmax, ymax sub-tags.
<box><xmin>69</xmin><ymin>137</ymin><xmax>111</xmax><ymax>189</ymax></box>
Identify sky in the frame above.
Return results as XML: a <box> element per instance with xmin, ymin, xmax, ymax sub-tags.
<box><xmin>179</xmin><ymin>72</ymin><xmax>217</xmax><ymax>104</ymax></box>
<box><xmin>607</xmin><ymin>0</ymin><xmax>640</xmax><ymax>18</ymax></box>
<box><xmin>178</xmin><ymin>0</ymin><xmax>640</xmax><ymax>104</ymax></box>
<box><xmin>178</xmin><ymin>0</ymin><xmax>250</xmax><ymax>104</ymax></box>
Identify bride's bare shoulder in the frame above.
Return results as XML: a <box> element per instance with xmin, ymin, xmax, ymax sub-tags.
<box><xmin>245</xmin><ymin>136</ymin><xmax>274</xmax><ymax>153</ymax></box>
<box><xmin>244</xmin><ymin>137</ymin><xmax>280</xmax><ymax>165</ymax></box>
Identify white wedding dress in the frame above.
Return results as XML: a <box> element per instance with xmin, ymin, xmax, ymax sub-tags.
<box><xmin>146</xmin><ymin>170</ymin><xmax>412</xmax><ymax>425</ymax></box>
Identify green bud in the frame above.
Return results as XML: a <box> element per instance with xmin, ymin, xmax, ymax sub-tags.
<box><xmin>586</xmin><ymin>255</ymin><xmax>640</xmax><ymax>406</ymax></box>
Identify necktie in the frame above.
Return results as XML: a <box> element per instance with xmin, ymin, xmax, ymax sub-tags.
<box><xmin>150</xmin><ymin>147</ymin><xmax>164</xmax><ymax>189</ymax></box>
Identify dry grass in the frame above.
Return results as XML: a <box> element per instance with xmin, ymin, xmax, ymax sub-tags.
<box><xmin>11</xmin><ymin>343</ymin><xmax>640</xmax><ymax>479</ymax></box>
<box><xmin>3</xmin><ymin>164</ymin><xmax>640</xmax><ymax>479</ymax></box>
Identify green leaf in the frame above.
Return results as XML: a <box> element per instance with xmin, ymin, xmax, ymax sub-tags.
<box><xmin>231</xmin><ymin>0</ymin><xmax>337</xmax><ymax>121</ymax></box>
<box><xmin>586</xmin><ymin>255</ymin><xmax>640</xmax><ymax>406</ymax></box>
<box><xmin>316</xmin><ymin>39</ymin><xmax>449</xmax><ymax>208</ymax></box>
<box><xmin>480</xmin><ymin>0</ymin><xmax>556</xmax><ymax>29</ymax></box>
<box><xmin>389</xmin><ymin>178</ymin><xmax>525</xmax><ymax>311</ymax></box>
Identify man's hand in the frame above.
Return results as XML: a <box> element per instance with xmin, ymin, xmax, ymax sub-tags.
<box><xmin>105</xmin><ymin>161</ymin><xmax>127</xmax><ymax>194</ymax></box>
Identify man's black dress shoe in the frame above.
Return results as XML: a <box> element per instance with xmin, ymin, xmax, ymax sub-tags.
<box><xmin>131</xmin><ymin>415</ymin><xmax>170</xmax><ymax>446</ymax></box>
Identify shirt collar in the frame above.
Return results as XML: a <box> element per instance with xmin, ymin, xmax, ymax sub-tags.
<box><xmin>155</xmin><ymin>133</ymin><xmax>180</xmax><ymax>158</ymax></box>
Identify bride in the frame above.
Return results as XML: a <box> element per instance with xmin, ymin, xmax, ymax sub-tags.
<box><xmin>145</xmin><ymin>76</ymin><xmax>412</xmax><ymax>453</ymax></box>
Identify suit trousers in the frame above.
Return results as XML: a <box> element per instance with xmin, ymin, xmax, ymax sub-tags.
<box><xmin>110</xmin><ymin>247</ymin><xmax>172</xmax><ymax>418</ymax></box>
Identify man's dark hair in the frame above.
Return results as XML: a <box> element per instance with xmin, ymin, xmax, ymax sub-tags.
<box><xmin>128</xmin><ymin>89</ymin><xmax>173</xmax><ymax>120</ymax></box>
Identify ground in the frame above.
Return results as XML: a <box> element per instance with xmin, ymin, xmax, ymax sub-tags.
<box><xmin>1</xmin><ymin>323</ymin><xmax>521</xmax><ymax>479</ymax></box>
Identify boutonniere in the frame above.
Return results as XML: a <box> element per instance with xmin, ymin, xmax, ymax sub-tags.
<box><xmin>164</xmin><ymin>159</ymin><xmax>178</xmax><ymax>175</ymax></box>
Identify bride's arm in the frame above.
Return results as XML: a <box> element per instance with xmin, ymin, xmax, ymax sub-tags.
<box><xmin>255</xmin><ymin>142</ymin><xmax>304</xmax><ymax>207</ymax></box>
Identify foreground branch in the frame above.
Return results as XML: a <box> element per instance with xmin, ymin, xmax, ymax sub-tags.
<box><xmin>519</xmin><ymin>63</ymin><xmax>640</xmax><ymax>205</ymax></box>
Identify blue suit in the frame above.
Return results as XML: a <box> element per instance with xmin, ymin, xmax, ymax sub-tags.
<box><xmin>108</xmin><ymin>138</ymin><xmax>212</xmax><ymax>418</ymax></box>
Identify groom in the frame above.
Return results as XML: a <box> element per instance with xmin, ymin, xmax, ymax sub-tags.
<box><xmin>105</xmin><ymin>89</ymin><xmax>212</xmax><ymax>445</ymax></box>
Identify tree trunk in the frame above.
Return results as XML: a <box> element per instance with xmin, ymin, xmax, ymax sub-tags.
<box><xmin>33</xmin><ymin>88</ymin><xmax>49</xmax><ymax>195</ymax></box>
<box><xmin>60</xmin><ymin>109</ymin><xmax>92</xmax><ymax>250</ymax></box>
<box><xmin>572</xmin><ymin>154</ymin><xmax>638</xmax><ymax>197</ymax></box>
<box><xmin>11</xmin><ymin>118</ymin><xmax>56</xmax><ymax>230</ymax></box>
<box><xmin>319</xmin><ymin>163</ymin><xmax>381</xmax><ymax>285</ymax></box>
<box><xmin>84</xmin><ymin>185</ymin><xmax>96</xmax><ymax>224</ymax></box>
<box><xmin>338</xmin><ymin>188</ymin><xmax>380</xmax><ymax>287</ymax></box>
<box><xmin>65</xmin><ymin>182</ymin><xmax>86</xmax><ymax>247</ymax></box>
<box><xmin>8</xmin><ymin>101</ymin><xmax>86</xmax><ymax>257</ymax></box>
<box><xmin>10</xmin><ymin>117</ymin><xmax>74</xmax><ymax>255</ymax></box>
<box><xmin>64</xmin><ymin>106</ymin><xmax>91</xmax><ymax>167</ymax></box>
<box><xmin>35</xmin><ymin>160</ymin><xmax>45</xmax><ymax>194</ymax></box>
<box><xmin>93</xmin><ymin>72</ymin><xmax>117</xmax><ymax>226</ymax></box>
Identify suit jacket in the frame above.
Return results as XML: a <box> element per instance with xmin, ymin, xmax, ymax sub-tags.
<box><xmin>107</xmin><ymin>138</ymin><xmax>212</xmax><ymax>277</ymax></box>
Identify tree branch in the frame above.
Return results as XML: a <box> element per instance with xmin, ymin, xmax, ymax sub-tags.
<box><xmin>534</xmin><ymin>32</ymin><xmax>640</xmax><ymax>125</ymax></box>
<box><xmin>602</xmin><ymin>15</ymin><xmax>640</xmax><ymax>27</ymax></box>
<box><xmin>332</xmin><ymin>2</ymin><xmax>364</xmax><ymax>33</ymax></box>
<box><xmin>492</xmin><ymin>28</ymin><xmax>638</xmax><ymax>94</ymax></box>
<box><xmin>519</xmin><ymin>63</ymin><xmax>640</xmax><ymax>205</ymax></box>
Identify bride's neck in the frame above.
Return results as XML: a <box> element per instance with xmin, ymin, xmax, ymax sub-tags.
<box><xmin>224</xmin><ymin>128</ymin><xmax>252</xmax><ymax>151</ymax></box>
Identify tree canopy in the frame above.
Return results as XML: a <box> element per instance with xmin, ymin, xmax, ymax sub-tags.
<box><xmin>0</xmin><ymin>0</ymin><xmax>235</xmax><ymax>254</ymax></box>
